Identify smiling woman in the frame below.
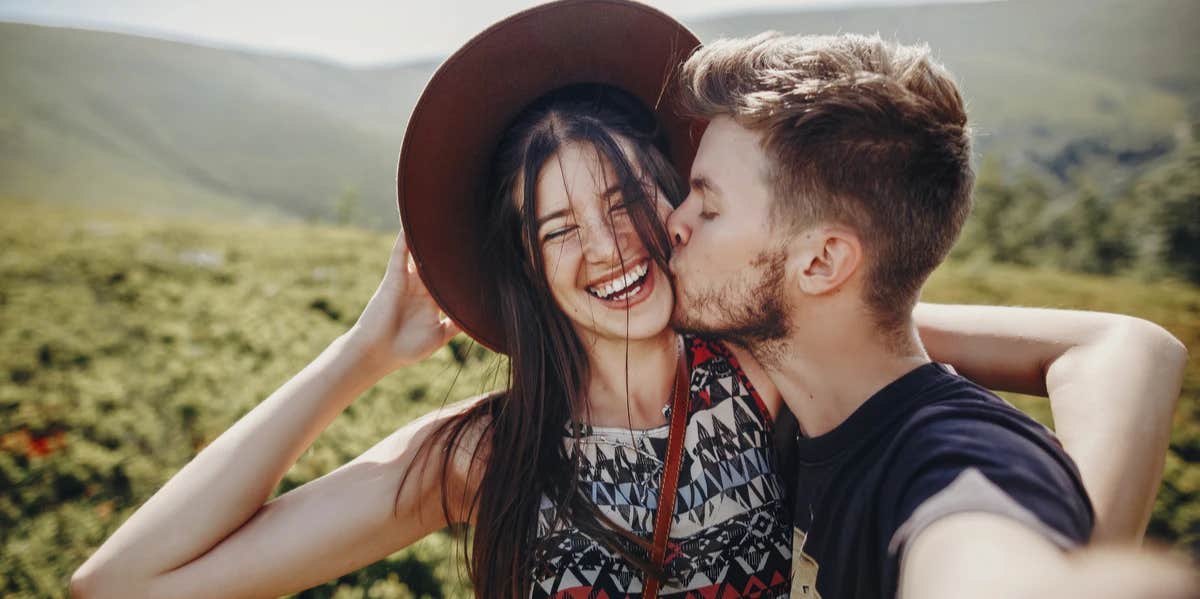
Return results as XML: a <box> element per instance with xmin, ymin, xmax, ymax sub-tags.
<box><xmin>530</xmin><ymin>135</ymin><xmax>676</xmax><ymax>344</ymax></box>
<box><xmin>71</xmin><ymin>3</ymin><xmax>798</xmax><ymax>598</ymax></box>
<box><xmin>407</xmin><ymin>81</ymin><xmax>795</xmax><ymax>598</ymax></box>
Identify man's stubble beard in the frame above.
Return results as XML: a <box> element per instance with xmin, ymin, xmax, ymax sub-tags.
<box><xmin>670</xmin><ymin>246</ymin><xmax>793</xmax><ymax>368</ymax></box>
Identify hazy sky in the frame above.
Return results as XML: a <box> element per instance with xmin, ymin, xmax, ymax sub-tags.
<box><xmin>0</xmin><ymin>0</ymin><xmax>995</xmax><ymax>66</ymax></box>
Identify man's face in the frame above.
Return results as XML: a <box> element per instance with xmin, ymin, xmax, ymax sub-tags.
<box><xmin>667</xmin><ymin>116</ymin><xmax>792</xmax><ymax>346</ymax></box>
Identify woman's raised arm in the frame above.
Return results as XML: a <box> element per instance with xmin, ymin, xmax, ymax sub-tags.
<box><xmin>914</xmin><ymin>302</ymin><xmax>1187</xmax><ymax>544</ymax></box>
<box><xmin>70</xmin><ymin>232</ymin><xmax>472</xmax><ymax>598</ymax></box>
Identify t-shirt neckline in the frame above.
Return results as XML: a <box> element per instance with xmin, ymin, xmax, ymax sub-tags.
<box><xmin>793</xmin><ymin>361</ymin><xmax>951</xmax><ymax>464</ymax></box>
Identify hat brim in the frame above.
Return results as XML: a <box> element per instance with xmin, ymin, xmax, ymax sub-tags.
<box><xmin>396</xmin><ymin>0</ymin><xmax>701</xmax><ymax>354</ymax></box>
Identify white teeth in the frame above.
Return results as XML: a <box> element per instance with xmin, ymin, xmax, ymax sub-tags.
<box><xmin>588</xmin><ymin>262</ymin><xmax>649</xmax><ymax>299</ymax></box>
<box><xmin>612</xmin><ymin>284</ymin><xmax>642</xmax><ymax>301</ymax></box>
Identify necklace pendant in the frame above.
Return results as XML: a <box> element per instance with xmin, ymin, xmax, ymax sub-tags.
<box><xmin>662</xmin><ymin>334</ymin><xmax>682</xmax><ymax>422</ymax></box>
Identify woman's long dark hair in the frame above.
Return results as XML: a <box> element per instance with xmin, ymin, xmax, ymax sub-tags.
<box><xmin>398</xmin><ymin>83</ymin><xmax>686</xmax><ymax>597</ymax></box>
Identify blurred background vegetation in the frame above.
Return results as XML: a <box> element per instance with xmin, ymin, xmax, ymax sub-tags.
<box><xmin>1</xmin><ymin>0</ymin><xmax>1197</xmax><ymax>596</ymax></box>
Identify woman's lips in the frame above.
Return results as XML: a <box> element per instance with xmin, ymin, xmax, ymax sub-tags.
<box><xmin>588</xmin><ymin>260</ymin><xmax>656</xmax><ymax>310</ymax></box>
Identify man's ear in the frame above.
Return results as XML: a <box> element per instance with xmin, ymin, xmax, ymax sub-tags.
<box><xmin>788</xmin><ymin>225</ymin><xmax>862</xmax><ymax>296</ymax></box>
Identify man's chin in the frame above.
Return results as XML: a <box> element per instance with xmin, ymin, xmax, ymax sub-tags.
<box><xmin>670</xmin><ymin>291</ymin><xmax>791</xmax><ymax>348</ymax></box>
<box><xmin>669</xmin><ymin>286</ymin><xmax>734</xmax><ymax>337</ymax></box>
<box><xmin>669</xmin><ymin>305</ymin><xmax>718</xmax><ymax>337</ymax></box>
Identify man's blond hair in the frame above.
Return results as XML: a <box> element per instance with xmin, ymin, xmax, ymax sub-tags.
<box><xmin>678</xmin><ymin>32</ymin><xmax>974</xmax><ymax>333</ymax></box>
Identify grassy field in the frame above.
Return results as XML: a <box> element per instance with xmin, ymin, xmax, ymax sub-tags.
<box><xmin>2</xmin><ymin>197</ymin><xmax>1196</xmax><ymax>598</ymax></box>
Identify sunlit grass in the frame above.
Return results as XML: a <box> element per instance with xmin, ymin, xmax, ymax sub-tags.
<box><xmin>1</xmin><ymin>197</ymin><xmax>1195</xmax><ymax>597</ymax></box>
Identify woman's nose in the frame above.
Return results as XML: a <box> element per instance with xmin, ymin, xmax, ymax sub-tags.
<box><xmin>580</xmin><ymin>223</ymin><xmax>621</xmax><ymax>264</ymax></box>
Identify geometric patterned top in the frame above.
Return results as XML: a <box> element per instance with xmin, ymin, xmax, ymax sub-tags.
<box><xmin>529</xmin><ymin>335</ymin><xmax>794</xmax><ymax>598</ymax></box>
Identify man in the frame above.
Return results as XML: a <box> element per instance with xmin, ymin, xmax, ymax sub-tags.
<box><xmin>665</xmin><ymin>32</ymin><xmax>1194</xmax><ymax>598</ymax></box>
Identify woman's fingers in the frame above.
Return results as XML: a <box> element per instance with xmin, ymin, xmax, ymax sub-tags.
<box><xmin>403</xmin><ymin>257</ymin><xmax>437</xmax><ymax>302</ymax></box>
<box><xmin>386</xmin><ymin>229</ymin><xmax>412</xmax><ymax>278</ymax></box>
<box><xmin>390</xmin><ymin>228</ymin><xmax>458</xmax><ymax>342</ymax></box>
<box><xmin>396</xmin><ymin>227</ymin><xmax>410</xmax><ymax>262</ymax></box>
<box><xmin>439</xmin><ymin>318</ymin><xmax>463</xmax><ymax>346</ymax></box>
<box><xmin>384</xmin><ymin>230</ymin><xmax>435</xmax><ymax>301</ymax></box>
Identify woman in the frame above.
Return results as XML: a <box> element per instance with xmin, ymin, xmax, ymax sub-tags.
<box><xmin>420</xmin><ymin>83</ymin><xmax>796</xmax><ymax>597</ymax></box>
<box><xmin>71</xmin><ymin>2</ymin><xmax>1181</xmax><ymax>598</ymax></box>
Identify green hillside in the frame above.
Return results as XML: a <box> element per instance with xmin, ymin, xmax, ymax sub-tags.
<box><xmin>0</xmin><ymin>23</ymin><xmax>433</xmax><ymax>227</ymax></box>
<box><xmin>1</xmin><ymin>198</ymin><xmax>1197</xmax><ymax>597</ymax></box>
<box><xmin>1</xmin><ymin>0</ymin><xmax>1196</xmax><ymax>226</ymax></box>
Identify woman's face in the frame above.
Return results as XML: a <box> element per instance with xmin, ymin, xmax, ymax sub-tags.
<box><xmin>530</xmin><ymin>140</ymin><xmax>675</xmax><ymax>346</ymax></box>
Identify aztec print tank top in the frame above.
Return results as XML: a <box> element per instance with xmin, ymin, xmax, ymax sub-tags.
<box><xmin>529</xmin><ymin>335</ymin><xmax>793</xmax><ymax>598</ymax></box>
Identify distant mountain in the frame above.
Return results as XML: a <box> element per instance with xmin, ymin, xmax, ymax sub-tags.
<box><xmin>1</xmin><ymin>0</ymin><xmax>1196</xmax><ymax>227</ymax></box>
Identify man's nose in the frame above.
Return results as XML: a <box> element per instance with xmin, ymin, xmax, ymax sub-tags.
<box><xmin>667</xmin><ymin>196</ymin><xmax>694</xmax><ymax>247</ymax></box>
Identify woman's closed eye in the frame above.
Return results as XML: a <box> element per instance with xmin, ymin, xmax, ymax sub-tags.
<box><xmin>542</xmin><ymin>225</ymin><xmax>579</xmax><ymax>243</ymax></box>
<box><xmin>541</xmin><ymin>200</ymin><xmax>631</xmax><ymax>243</ymax></box>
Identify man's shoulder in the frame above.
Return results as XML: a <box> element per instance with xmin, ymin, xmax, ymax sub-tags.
<box><xmin>883</xmin><ymin>385</ymin><xmax>1078</xmax><ymax>503</ymax></box>
<box><xmin>891</xmin><ymin>366</ymin><xmax>1055</xmax><ymax>451</ymax></box>
<box><xmin>875</xmin><ymin>368</ymin><xmax>1094</xmax><ymax>560</ymax></box>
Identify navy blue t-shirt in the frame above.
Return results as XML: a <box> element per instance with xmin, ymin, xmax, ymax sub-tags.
<box><xmin>773</xmin><ymin>362</ymin><xmax>1094</xmax><ymax>599</ymax></box>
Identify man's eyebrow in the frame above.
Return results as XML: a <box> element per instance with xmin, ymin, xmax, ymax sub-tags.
<box><xmin>690</xmin><ymin>175</ymin><xmax>719</xmax><ymax>195</ymax></box>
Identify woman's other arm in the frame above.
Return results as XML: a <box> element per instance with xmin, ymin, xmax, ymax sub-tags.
<box><xmin>914</xmin><ymin>303</ymin><xmax>1187</xmax><ymax>543</ymax></box>
<box><xmin>70</xmin><ymin>232</ymin><xmax>472</xmax><ymax>598</ymax></box>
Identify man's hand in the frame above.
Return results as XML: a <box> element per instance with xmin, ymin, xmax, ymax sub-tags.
<box><xmin>900</xmin><ymin>513</ymin><xmax>1198</xmax><ymax>599</ymax></box>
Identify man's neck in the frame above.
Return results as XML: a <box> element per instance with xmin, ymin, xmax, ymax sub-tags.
<box><xmin>757</xmin><ymin>314</ymin><xmax>930</xmax><ymax>438</ymax></box>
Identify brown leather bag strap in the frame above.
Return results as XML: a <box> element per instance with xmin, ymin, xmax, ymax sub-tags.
<box><xmin>643</xmin><ymin>341</ymin><xmax>691</xmax><ymax>599</ymax></box>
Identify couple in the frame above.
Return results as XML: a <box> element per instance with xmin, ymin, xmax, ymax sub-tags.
<box><xmin>71</xmin><ymin>1</ymin><xmax>1190</xmax><ymax>598</ymax></box>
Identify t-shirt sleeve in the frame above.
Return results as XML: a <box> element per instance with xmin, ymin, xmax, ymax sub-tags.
<box><xmin>879</xmin><ymin>414</ymin><xmax>1095</xmax><ymax>586</ymax></box>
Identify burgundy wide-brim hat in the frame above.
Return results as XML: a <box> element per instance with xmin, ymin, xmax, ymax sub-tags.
<box><xmin>396</xmin><ymin>0</ymin><xmax>701</xmax><ymax>354</ymax></box>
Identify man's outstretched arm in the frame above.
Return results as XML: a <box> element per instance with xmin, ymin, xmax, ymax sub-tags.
<box><xmin>899</xmin><ymin>513</ymin><xmax>1197</xmax><ymax>599</ymax></box>
<box><xmin>914</xmin><ymin>303</ymin><xmax>1187</xmax><ymax>542</ymax></box>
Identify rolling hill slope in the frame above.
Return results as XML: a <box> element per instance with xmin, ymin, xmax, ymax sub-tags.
<box><xmin>0</xmin><ymin>23</ymin><xmax>434</xmax><ymax>225</ymax></box>
<box><xmin>0</xmin><ymin>0</ymin><xmax>1195</xmax><ymax>227</ymax></box>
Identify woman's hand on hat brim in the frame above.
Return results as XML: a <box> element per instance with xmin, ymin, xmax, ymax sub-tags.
<box><xmin>345</xmin><ymin>230</ymin><xmax>462</xmax><ymax>374</ymax></box>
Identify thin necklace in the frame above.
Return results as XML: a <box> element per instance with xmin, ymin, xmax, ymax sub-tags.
<box><xmin>661</xmin><ymin>334</ymin><xmax>684</xmax><ymax>421</ymax></box>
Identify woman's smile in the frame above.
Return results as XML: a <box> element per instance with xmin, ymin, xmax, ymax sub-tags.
<box><xmin>584</xmin><ymin>257</ymin><xmax>655</xmax><ymax>308</ymax></box>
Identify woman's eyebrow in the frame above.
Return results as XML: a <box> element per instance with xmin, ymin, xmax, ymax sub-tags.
<box><xmin>536</xmin><ymin>208</ymin><xmax>571</xmax><ymax>228</ymax></box>
<box><xmin>537</xmin><ymin>182</ymin><xmax>626</xmax><ymax>228</ymax></box>
<box><xmin>601</xmin><ymin>183</ymin><xmax>623</xmax><ymax>199</ymax></box>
